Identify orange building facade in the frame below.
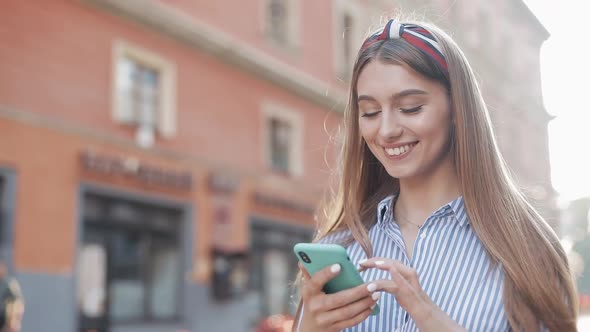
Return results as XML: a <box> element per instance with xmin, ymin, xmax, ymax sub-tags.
<box><xmin>0</xmin><ymin>0</ymin><xmax>553</xmax><ymax>331</ymax></box>
<box><xmin>0</xmin><ymin>0</ymin><xmax>362</xmax><ymax>330</ymax></box>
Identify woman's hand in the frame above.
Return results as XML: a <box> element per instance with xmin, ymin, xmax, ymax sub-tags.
<box><xmin>297</xmin><ymin>262</ymin><xmax>379</xmax><ymax>332</ymax></box>
<box><xmin>358</xmin><ymin>258</ymin><xmax>467</xmax><ymax>332</ymax></box>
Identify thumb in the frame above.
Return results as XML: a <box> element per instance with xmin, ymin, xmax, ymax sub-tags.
<box><xmin>298</xmin><ymin>262</ymin><xmax>312</xmax><ymax>279</ymax></box>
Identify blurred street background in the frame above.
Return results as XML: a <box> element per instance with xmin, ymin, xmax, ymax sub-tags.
<box><xmin>0</xmin><ymin>0</ymin><xmax>588</xmax><ymax>331</ymax></box>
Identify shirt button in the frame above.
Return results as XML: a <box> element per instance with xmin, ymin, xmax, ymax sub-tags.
<box><xmin>420</xmin><ymin>233</ymin><xmax>426</xmax><ymax>239</ymax></box>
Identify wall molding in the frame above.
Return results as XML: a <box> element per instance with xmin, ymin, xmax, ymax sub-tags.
<box><xmin>81</xmin><ymin>0</ymin><xmax>347</xmax><ymax>112</ymax></box>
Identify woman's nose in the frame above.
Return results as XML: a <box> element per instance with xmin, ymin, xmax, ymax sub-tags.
<box><xmin>378</xmin><ymin>112</ymin><xmax>403</xmax><ymax>140</ymax></box>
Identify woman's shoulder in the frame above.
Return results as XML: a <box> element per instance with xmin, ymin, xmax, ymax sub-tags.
<box><xmin>316</xmin><ymin>228</ymin><xmax>352</xmax><ymax>245</ymax></box>
<box><xmin>317</xmin><ymin>195</ymin><xmax>395</xmax><ymax>244</ymax></box>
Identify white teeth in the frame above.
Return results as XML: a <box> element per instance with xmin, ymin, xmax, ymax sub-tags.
<box><xmin>385</xmin><ymin>144</ymin><xmax>414</xmax><ymax>156</ymax></box>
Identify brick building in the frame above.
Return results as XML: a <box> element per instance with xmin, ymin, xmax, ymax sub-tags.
<box><xmin>0</xmin><ymin>0</ymin><xmax>552</xmax><ymax>331</ymax></box>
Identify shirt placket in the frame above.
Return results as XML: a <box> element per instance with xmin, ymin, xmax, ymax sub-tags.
<box><xmin>387</xmin><ymin>211</ymin><xmax>447</xmax><ymax>332</ymax></box>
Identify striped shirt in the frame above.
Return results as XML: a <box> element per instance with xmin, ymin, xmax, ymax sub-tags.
<box><xmin>319</xmin><ymin>195</ymin><xmax>509</xmax><ymax>332</ymax></box>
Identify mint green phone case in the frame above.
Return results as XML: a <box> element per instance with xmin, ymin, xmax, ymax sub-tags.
<box><xmin>294</xmin><ymin>243</ymin><xmax>380</xmax><ymax>315</ymax></box>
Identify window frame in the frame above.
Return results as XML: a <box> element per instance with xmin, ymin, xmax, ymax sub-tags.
<box><xmin>333</xmin><ymin>0</ymin><xmax>365</xmax><ymax>80</ymax></box>
<box><xmin>261</xmin><ymin>0</ymin><xmax>301</xmax><ymax>50</ymax></box>
<box><xmin>112</xmin><ymin>40</ymin><xmax>177</xmax><ymax>140</ymax></box>
<box><xmin>261</xmin><ymin>101</ymin><xmax>304</xmax><ymax>177</ymax></box>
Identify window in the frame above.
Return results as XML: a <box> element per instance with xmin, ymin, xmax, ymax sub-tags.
<box><xmin>0</xmin><ymin>170</ymin><xmax>15</xmax><ymax>275</ymax></box>
<box><xmin>267</xmin><ymin>0</ymin><xmax>288</xmax><ymax>43</ymax></box>
<box><xmin>0</xmin><ymin>177</ymin><xmax>4</xmax><ymax>243</ymax></box>
<box><xmin>78</xmin><ymin>244</ymin><xmax>107</xmax><ymax>320</ymax></box>
<box><xmin>269</xmin><ymin>117</ymin><xmax>292</xmax><ymax>173</ymax></box>
<box><xmin>0</xmin><ymin>176</ymin><xmax>4</xmax><ymax>215</ymax></box>
<box><xmin>113</xmin><ymin>41</ymin><xmax>177</xmax><ymax>148</ymax></box>
<box><xmin>78</xmin><ymin>193</ymin><xmax>183</xmax><ymax>327</ymax></box>
<box><xmin>249</xmin><ymin>221</ymin><xmax>312</xmax><ymax>318</ymax></box>
<box><xmin>342</xmin><ymin>13</ymin><xmax>355</xmax><ymax>74</ymax></box>
<box><xmin>334</xmin><ymin>0</ymin><xmax>364</xmax><ymax>79</ymax></box>
<box><xmin>263</xmin><ymin>0</ymin><xmax>299</xmax><ymax>48</ymax></box>
<box><xmin>263</xmin><ymin>250</ymin><xmax>289</xmax><ymax>314</ymax></box>
<box><xmin>262</xmin><ymin>102</ymin><xmax>303</xmax><ymax>176</ymax></box>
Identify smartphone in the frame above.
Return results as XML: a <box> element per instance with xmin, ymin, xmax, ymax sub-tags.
<box><xmin>294</xmin><ymin>242</ymin><xmax>380</xmax><ymax>315</ymax></box>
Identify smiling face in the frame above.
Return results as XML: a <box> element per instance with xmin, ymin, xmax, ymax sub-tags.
<box><xmin>356</xmin><ymin>60</ymin><xmax>453</xmax><ymax>180</ymax></box>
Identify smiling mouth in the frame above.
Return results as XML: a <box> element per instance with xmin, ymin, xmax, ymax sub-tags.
<box><xmin>385</xmin><ymin>143</ymin><xmax>417</xmax><ymax>157</ymax></box>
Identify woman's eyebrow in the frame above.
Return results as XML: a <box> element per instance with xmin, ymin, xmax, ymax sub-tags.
<box><xmin>391</xmin><ymin>89</ymin><xmax>428</xmax><ymax>100</ymax></box>
<box><xmin>357</xmin><ymin>89</ymin><xmax>428</xmax><ymax>104</ymax></box>
<box><xmin>357</xmin><ymin>95</ymin><xmax>376</xmax><ymax>103</ymax></box>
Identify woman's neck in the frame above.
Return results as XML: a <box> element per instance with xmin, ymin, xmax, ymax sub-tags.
<box><xmin>395</xmin><ymin>160</ymin><xmax>461</xmax><ymax>221</ymax></box>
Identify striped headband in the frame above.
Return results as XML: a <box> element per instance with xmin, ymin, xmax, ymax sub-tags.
<box><xmin>361</xmin><ymin>19</ymin><xmax>449</xmax><ymax>76</ymax></box>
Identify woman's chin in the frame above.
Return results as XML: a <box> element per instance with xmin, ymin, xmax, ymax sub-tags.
<box><xmin>385</xmin><ymin>168</ymin><xmax>415</xmax><ymax>180</ymax></box>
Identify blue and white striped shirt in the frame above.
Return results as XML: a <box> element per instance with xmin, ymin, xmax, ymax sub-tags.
<box><xmin>321</xmin><ymin>195</ymin><xmax>509</xmax><ymax>332</ymax></box>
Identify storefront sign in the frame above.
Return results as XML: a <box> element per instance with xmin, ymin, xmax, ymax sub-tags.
<box><xmin>80</xmin><ymin>151</ymin><xmax>192</xmax><ymax>191</ymax></box>
<box><xmin>253</xmin><ymin>192</ymin><xmax>315</xmax><ymax>215</ymax></box>
<box><xmin>208</xmin><ymin>172</ymin><xmax>239</xmax><ymax>193</ymax></box>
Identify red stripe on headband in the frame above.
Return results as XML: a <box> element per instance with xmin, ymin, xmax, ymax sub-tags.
<box><xmin>360</xmin><ymin>20</ymin><xmax>449</xmax><ymax>77</ymax></box>
<box><xmin>412</xmin><ymin>28</ymin><xmax>431</xmax><ymax>36</ymax></box>
<box><xmin>402</xmin><ymin>33</ymin><xmax>448</xmax><ymax>71</ymax></box>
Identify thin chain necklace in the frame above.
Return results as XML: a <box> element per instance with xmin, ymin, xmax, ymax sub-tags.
<box><xmin>396</xmin><ymin>213</ymin><xmax>423</xmax><ymax>229</ymax></box>
<box><xmin>394</xmin><ymin>203</ymin><xmax>423</xmax><ymax>229</ymax></box>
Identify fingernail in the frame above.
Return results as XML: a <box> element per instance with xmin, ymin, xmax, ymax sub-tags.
<box><xmin>370</xmin><ymin>303</ymin><xmax>376</xmax><ymax>310</ymax></box>
<box><xmin>358</xmin><ymin>258</ymin><xmax>367</xmax><ymax>265</ymax></box>
<box><xmin>367</xmin><ymin>283</ymin><xmax>377</xmax><ymax>292</ymax></box>
<box><xmin>372</xmin><ymin>292</ymin><xmax>381</xmax><ymax>301</ymax></box>
<box><xmin>330</xmin><ymin>264</ymin><xmax>341</xmax><ymax>273</ymax></box>
<box><xmin>375</xmin><ymin>260</ymin><xmax>385</xmax><ymax>266</ymax></box>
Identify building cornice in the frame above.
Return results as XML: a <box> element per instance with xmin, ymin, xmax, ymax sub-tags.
<box><xmin>80</xmin><ymin>0</ymin><xmax>347</xmax><ymax>112</ymax></box>
<box><xmin>516</xmin><ymin>0</ymin><xmax>550</xmax><ymax>41</ymax></box>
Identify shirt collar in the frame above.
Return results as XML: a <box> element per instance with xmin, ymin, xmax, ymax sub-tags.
<box><xmin>376</xmin><ymin>194</ymin><xmax>470</xmax><ymax>227</ymax></box>
<box><xmin>377</xmin><ymin>195</ymin><xmax>395</xmax><ymax>226</ymax></box>
<box><xmin>447</xmin><ymin>196</ymin><xmax>469</xmax><ymax>227</ymax></box>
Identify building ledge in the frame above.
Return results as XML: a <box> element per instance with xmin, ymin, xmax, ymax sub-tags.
<box><xmin>80</xmin><ymin>0</ymin><xmax>347</xmax><ymax>112</ymax></box>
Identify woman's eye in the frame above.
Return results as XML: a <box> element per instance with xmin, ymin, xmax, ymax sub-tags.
<box><xmin>400</xmin><ymin>105</ymin><xmax>423</xmax><ymax>113</ymax></box>
<box><xmin>361</xmin><ymin>110</ymin><xmax>380</xmax><ymax>118</ymax></box>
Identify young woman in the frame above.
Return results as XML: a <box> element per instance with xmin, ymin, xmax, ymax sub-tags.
<box><xmin>295</xmin><ymin>19</ymin><xmax>578</xmax><ymax>331</ymax></box>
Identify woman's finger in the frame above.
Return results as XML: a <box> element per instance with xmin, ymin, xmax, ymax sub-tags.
<box><xmin>362</xmin><ymin>260</ymin><xmax>420</xmax><ymax>301</ymax></box>
<box><xmin>299</xmin><ymin>262</ymin><xmax>312</xmax><ymax>279</ymax></box>
<box><xmin>331</xmin><ymin>306</ymin><xmax>374</xmax><ymax>332</ymax></box>
<box><xmin>370</xmin><ymin>279</ymin><xmax>399</xmax><ymax>294</ymax></box>
<box><xmin>300</xmin><ymin>263</ymin><xmax>342</xmax><ymax>300</ymax></box>
<box><xmin>371</xmin><ymin>273</ymin><xmax>416</xmax><ymax>300</ymax></box>
<box><xmin>359</xmin><ymin>258</ymin><xmax>421</xmax><ymax>289</ymax></box>
<box><xmin>370</xmin><ymin>271</ymin><xmax>431</xmax><ymax>320</ymax></box>
<box><xmin>384</xmin><ymin>260</ymin><xmax>421</xmax><ymax>289</ymax></box>
<box><xmin>357</xmin><ymin>257</ymin><xmax>394</xmax><ymax>272</ymax></box>
<box><xmin>307</xmin><ymin>281</ymin><xmax>377</xmax><ymax>313</ymax></box>
<box><xmin>359</xmin><ymin>258</ymin><xmax>431</xmax><ymax>315</ymax></box>
<box><xmin>315</xmin><ymin>292</ymin><xmax>378</xmax><ymax>327</ymax></box>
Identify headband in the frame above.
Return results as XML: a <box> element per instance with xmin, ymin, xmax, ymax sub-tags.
<box><xmin>361</xmin><ymin>19</ymin><xmax>449</xmax><ymax>76</ymax></box>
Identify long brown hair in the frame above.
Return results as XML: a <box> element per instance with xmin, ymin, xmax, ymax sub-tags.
<box><xmin>315</xmin><ymin>21</ymin><xmax>578</xmax><ymax>331</ymax></box>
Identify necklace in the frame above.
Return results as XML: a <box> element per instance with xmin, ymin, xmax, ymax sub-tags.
<box><xmin>395</xmin><ymin>210</ymin><xmax>423</xmax><ymax>229</ymax></box>
<box><xmin>393</xmin><ymin>197</ymin><xmax>424</xmax><ymax>229</ymax></box>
